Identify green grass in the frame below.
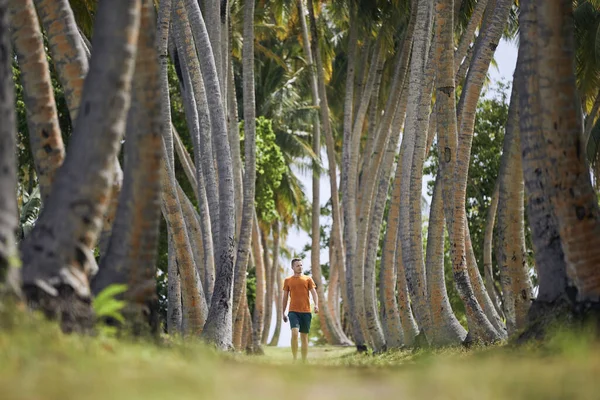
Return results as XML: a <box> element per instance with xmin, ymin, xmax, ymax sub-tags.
<box><xmin>1</xmin><ymin>309</ymin><xmax>600</xmax><ymax>400</ymax></box>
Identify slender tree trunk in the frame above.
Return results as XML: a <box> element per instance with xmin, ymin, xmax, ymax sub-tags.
<box><xmin>182</xmin><ymin>0</ymin><xmax>235</xmax><ymax>350</ymax></box>
<box><xmin>33</xmin><ymin>0</ymin><xmax>88</xmax><ymax>122</ymax></box>
<box><xmin>0</xmin><ymin>0</ymin><xmax>20</xmax><ymax>295</ymax></box>
<box><xmin>517</xmin><ymin>1</ymin><xmax>567</xmax><ymax>308</ymax></box>
<box><xmin>173</xmin><ymin>126</ymin><xmax>199</xmax><ymax>196</ymax></box>
<box><xmin>20</xmin><ymin>0</ymin><xmax>141</xmax><ymax>333</ymax></box>
<box><xmin>251</xmin><ymin>214</ymin><xmax>265</xmax><ymax>354</ymax></box>
<box><xmin>268</xmin><ymin>222</ymin><xmax>282</xmax><ymax>346</ymax></box>
<box><xmin>453</xmin><ymin>0</ymin><xmax>488</xmax><ymax>74</ymax></box>
<box><xmin>483</xmin><ymin>181</ymin><xmax>504</xmax><ymax>317</ymax></box>
<box><xmin>451</xmin><ymin>0</ymin><xmax>511</xmax><ymax>342</ymax></box>
<box><xmin>91</xmin><ymin>0</ymin><xmax>163</xmax><ymax>336</ymax></box>
<box><xmin>340</xmin><ymin>6</ymin><xmax>367</xmax><ymax>351</ymax></box>
<box><xmin>535</xmin><ymin>0</ymin><xmax>600</xmax><ymax>301</ymax></box>
<box><xmin>233</xmin><ymin>283</ymin><xmax>246</xmax><ymax>351</ymax></box>
<box><xmin>160</xmin><ymin>155</ymin><xmax>208</xmax><ymax>335</ymax></box>
<box><xmin>9</xmin><ymin>0</ymin><xmax>65</xmax><ymax>201</ymax></box>
<box><xmin>495</xmin><ymin>81</ymin><xmax>533</xmax><ymax>335</ymax></box>
<box><xmin>232</xmin><ymin>0</ymin><xmax>257</xmax><ymax>331</ymax></box>
<box><xmin>173</xmin><ymin>0</ymin><xmax>219</xmax><ymax>277</ymax></box>
<box><xmin>399</xmin><ymin>0</ymin><xmax>434</xmax><ymax>338</ymax></box>
<box><xmin>261</xmin><ymin>227</ymin><xmax>273</xmax><ymax>345</ymax></box>
<box><xmin>426</xmin><ymin>173</ymin><xmax>467</xmax><ymax>346</ymax></box>
<box><xmin>167</xmin><ymin>237</ymin><xmax>182</xmax><ymax>334</ymax></box>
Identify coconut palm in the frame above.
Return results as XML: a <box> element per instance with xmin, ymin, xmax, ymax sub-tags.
<box><xmin>90</xmin><ymin>0</ymin><xmax>163</xmax><ymax>334</ymax></box>
<box><xmin>9</xmin><ymin>0</ymin><xmax>65</xmax><ymax>201</ymax></box>
<box><xmin>0</xmin><ymin>0</ymin><xmax>20</xmax><ymax>294</ymax></box>
<box><xmin>19</xmin><ymin>0</ymin><xmax>142</xmax><ymax>333</ymax></box>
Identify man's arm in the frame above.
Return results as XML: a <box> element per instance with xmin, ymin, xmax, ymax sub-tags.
<box><xmin>310</xmin><ymin>287</ymin><xmax>319</xmax><ymax>314</ymax></box>
<box><xmin>282</xmin><ymin>289</ymin><xmax>289</xmax><ymax>322</ymax></box>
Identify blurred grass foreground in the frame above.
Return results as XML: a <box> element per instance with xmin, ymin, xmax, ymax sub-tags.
<box><xmin>1</xmin><ymin>309</ymin><xmax>599</xmax><ymax>400</ymax></box>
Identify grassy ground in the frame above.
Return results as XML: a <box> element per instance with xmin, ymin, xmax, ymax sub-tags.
<box><xmin>1</xmin><ymin>310</ymin><xmax>599</xmax><ymax>400</ymax></box>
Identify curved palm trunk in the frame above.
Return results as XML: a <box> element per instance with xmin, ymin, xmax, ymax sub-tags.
<box><xmin>483</xmin><ymin>181</ymin><xmax>504</xmax><ymax>317</ymax></box>
<box><xmin>20</xmin><ymin>0</ymin><xmax>141</xmax><ymax>333</ymax></box>
<box><xmin>233</xmin><ymin>283</ymin><xmax>246</xmax><ymax>351</ymax></box>
<box><xmin>534</xmin><ymin>0</ymin><xmax>600</xmax><ymax>301</ymax></box>
<box><xmin>231</xmin><ymin>0</ymin><xmax>257</xmax><ymax>328</ymax></box>
<box><xmin>183</xmin><ymin>0</ymin><xmax>235</xmax><ymax>350</ymax></box>
<box><xmin>33</xmin><ymin>0</ymin><xmax>88</xmax><ymax>122</ymax></box>
<box><xmin>261</xmin><ymin>227</ymin><xmax>273</xmax><ymax>345</ymax></box>
<box><xmin>399</xmin><ymin>0</ymin><xmax>434</xmax><ymax>338</ymax></box>
<box><xmin>517</xmin><ymin>1</ymin><xmax>567</xmax><ymax>307</ymax></box>
<box><xmin>173</xmin><ymin>126</ymin><xmax>199</xmax><ymax>196</ymax></box>
<box><xmin>453</xmin><ymin>0</ymin><xmax>488</xmax><ymax>73</ymax></box>
<box><xmin>91</xmin><ymin>0</ymin><xmax>163</xmax><ymax>335</ymax></box>
<box><xmin>167</xmin><ymin>237</ymin><xmax>182</xmax><ymax>334</ymax></box>
<box><xmin>340</xmin><ymin>7</ymin><xmax>368</xmax><ymax>351</ymax></box>
<box><xmin>0</xmin><ymin>0</ymin><xmax>20</xmax><ymax>295</ymax></box>
<box><xmin>173</xmin><ymin>1</ymin><xmax>219</xmax><ymax>281</ymax></box>
<box><xmin>496</xmin><ymin>82</ymin><xmax>533</xmax><ymax>335</ymax></box>
<box><xmin>179</xmin><ymin>0</ymin><xmax>220</xmax><ymax>250</ymax></box>
<box><xmin>298</xmin><ymin>0</ymin><xmax>349</xmax><ymax>344</ymax></box>
<box><xmin>160</xmin><ymin>156</ymin><xmax>208</xmax><ymax>335</ymax></box>
<box><xmin>426</xmin><ymin>173</ymin><xmax>467</xmax><ymax>346</ymax></box>
<box><xmin>451</xmin><ymin>0</ymin><xmax>511</xmax><ymax>342</ymax></box>
<box><xmin>9</xmin><ymin>0</ymin><xmax>65</xmax><ymax>201</ymax></box>
<box><xmin>250</xmin><ymin>214</ymin><xmax>265</xmax><ymax>354</ymax></box>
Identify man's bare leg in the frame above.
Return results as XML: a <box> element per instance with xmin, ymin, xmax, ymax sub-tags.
<box><xmin>291</xmin><ymin>328</ymin><xmax>299</xmax><ymax>361</ymax></box>
<box><xmin>300</xmin><ymin>333</ymin><xmax>309</xmax><ymax>362</ymax></box>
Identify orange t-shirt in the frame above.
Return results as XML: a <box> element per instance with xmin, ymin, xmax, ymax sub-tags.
<box><xmin>283</xmin><ymin>275</ymin><xmax>316</xmax><ymax>313</ymax></box>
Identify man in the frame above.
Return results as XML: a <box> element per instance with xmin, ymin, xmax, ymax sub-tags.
<box><xmin>282</xmin><ymin>258</ymin><xmax>318</xmax><ymax>363</ymax></box>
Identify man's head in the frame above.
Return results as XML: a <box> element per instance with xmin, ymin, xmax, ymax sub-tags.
<box><xmin>291</xmin><ymin>258</ymin><xmax>303</xmax><ymax>274</ymax></box>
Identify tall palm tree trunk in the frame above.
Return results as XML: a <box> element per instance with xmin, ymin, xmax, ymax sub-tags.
<box><xmin>183</xmin><ymin>0</ymin><xmax>236</xmax><ymax>350</ymax></box>
<box><xmin>33</xmin><ymin>0</ymin><xmax>88</xmax><ymax>122</ymax></box>
<box><xmin>0</xmin><ymin>0</ymin><xmax>20</xmax><ymax>295</ymax></box>
<box><xmin>450</xmin><ymin>0</ymin><xmax>511</xmax><ymax>342</ymax></box>
<box><xmin>483</xmin><ymin>181</ymin><xmax>504</xmax><ymax>317</ymax></box>
<box><xmin>534</xmin><ymin>0</ymin><xmax>600</xmax><ymax>301</ymax></box>
<box><xmin>399</xmin><ymin>0</ymin><xmax>434</xmax><ymax>338</ymax></box>
<box><xmin>167</xmin><ymin>237</ymin><xmax>182</xmax><ymax>334</ymax></box>
<box><xmin>517</xmin><ymin>1</ymin><xmax>567</xmax><ymax>309</ymax></box>
<box><xmin>91</xmin><ymin>0</ymin><xmax>163</xmax><ymax>335</ymax></box>
<box><xmin>261</xmin><ymin>227</ymin><xmax>273</xmax><ymax>345</ymax></box>
<box><xmin>9</xmin><ymin>0</ymin><xmax>65</xmax><ymax>201</ymax></box>
<box><xmin>20</xmin><ymin>0</ymin><xmax>142</xmax><ymax>333</ymax></box>
<box><xmin>496</xmin><ymin>81</ymin><xmax>533</xmax><ymax>335</ymax></box>
<box><xmin>340</xmin><ymin>7</ymin><xmax>367</xmax><ymax>351</ymax></box>
<box><xmin>232</xmin><ymin>0</ymin><xmax>257</xmax><ymax>329</ymax></box>
<box><xmin>251</xmin><ymin>214</ymin><xmax>265</xmax><ymax>354</ymax></box>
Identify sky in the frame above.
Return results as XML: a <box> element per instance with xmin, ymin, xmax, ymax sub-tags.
<box><xmin>268</xmin><ymin>39</ymin><xmax>519</xmax><ymax>347</ymax></box>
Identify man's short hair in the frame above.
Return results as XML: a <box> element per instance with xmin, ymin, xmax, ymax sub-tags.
<box><xmin>291</xmin><ymin>258</ymin><xmax>302</xmax><ymax>268</ymax></box>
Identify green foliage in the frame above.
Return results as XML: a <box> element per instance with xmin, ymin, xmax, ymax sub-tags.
<box><xmin>17</xmin><ymin>185</ymin><xmax>41</xmax><ymax>241</ymax></box>
<box><xmin>92</xmin><ymin>284</ymin><xmax>127</xmax><ymax>336</ymax></box>
<box><xmin>240</xmin><ymin>117</ymin><xmax>287</xmax><ymax>224</ymax></box>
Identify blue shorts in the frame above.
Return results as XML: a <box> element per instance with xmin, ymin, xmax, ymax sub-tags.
<box><xmin>288</xmin><ymin>312</ymin><xmax>312</xmax><ymax>334</ymax></box>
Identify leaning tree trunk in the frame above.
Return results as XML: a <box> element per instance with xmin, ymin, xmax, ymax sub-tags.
<box><xmin>495</xmin><ymin>80</ymin><xmax>533</xmax><ymax>336</ymax></box>
<box><xmin>261</xmin><ymin>227</ymin><xmax>273</xmax><ymax>345</ymax></box>
<box><xmin>0</xmin><ymin>0</ymin><xmax>20</xmax><ymax>295</ymax></box>
<box><xmin>232</xmin><ymin>0</ymin><xmax>257</xmax><ymax>328</ymax></box>
<box><xmin>33</xmin><ymin>0</ymin><xmax>88</xmax><ymax>122</ymax></box>
<box><xmin>450</xmin><ymin>0</ymin><xmax>512</xmax><ymax>343</ymax></box>
<box><xmin>534</xmin><ymin>0</ymin><xmax>600</xmax><ymax>301</ymax></box>
<box><xmin>20</xmin><ymin>0</ymin><xmax>142</xmax><ymax>334</ymax></box>
<box><xmin>517</xmin><ymin>0</ymin><xmax>567</xmax><ymax>310</ymax></box>
<box><xmin>90</xmin><ymin>0</ymin><xmax>163</xmax><ymax>335</ymax></box>
<box><xmin>182</xmin><ymin>0</ymin><xmax>235</xmax><ymax>350</ymax></box>
<box><xmin>9</xmin><ymin>0</ymin><xmax>65</xmax><ymax>201</ymax></box>
<box><xmin>483</xmin><ymin>181</ymin><xmax>504</xmax><ymax>317</ymax></box>
<box><xmin>167</xmin><ymin>237</ymin><xmax>183</xmax><ymax>334</ymax></box>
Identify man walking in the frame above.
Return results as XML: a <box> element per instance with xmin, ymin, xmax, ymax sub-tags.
<box><xmin>282</xmin><ymin>258</ymin><xmax>318</xmax><ymax>362</ymax></box>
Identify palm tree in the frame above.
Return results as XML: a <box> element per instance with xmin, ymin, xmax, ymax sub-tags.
<box><xmin>532</xmin><ymin>0</ymin><xmax>600</xmax><ymax>301</ymax></box>
<box><xmin>517</xmin><ymin>0</ymin><xmax>567</xmax><ymax>309</ymax></box>
<box><xmin>19</xmin><ymin>0</ymin><xmax>142</xmax><ymax>333</ymax></box>
<box><xmin>0</xmin><ymin>0</ymin><xmax>20</xmax><ymax>294</ymax></box>
<box><xmin>33</xmin><ymin>0</ymin><xmax>88</xmax><ymax>122</ymax></box>
<box><xmin>9</xmin><ymin>0</ymin><xmax>65</xmax><ymax>201</ymax></box>
<box><xmin>182</xmin><ymin>0</ymin><xmax>235</xmax><ymax>350</ymax></box>
<box><xmin>495</xmin><ymin>81</ymin><xmax>533</xmax><ymax>335</ymax></box>
<box><xmin>90</xmin><ymin>0</ymin><xmax>163</xmax><ymax>334</ymax></box>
